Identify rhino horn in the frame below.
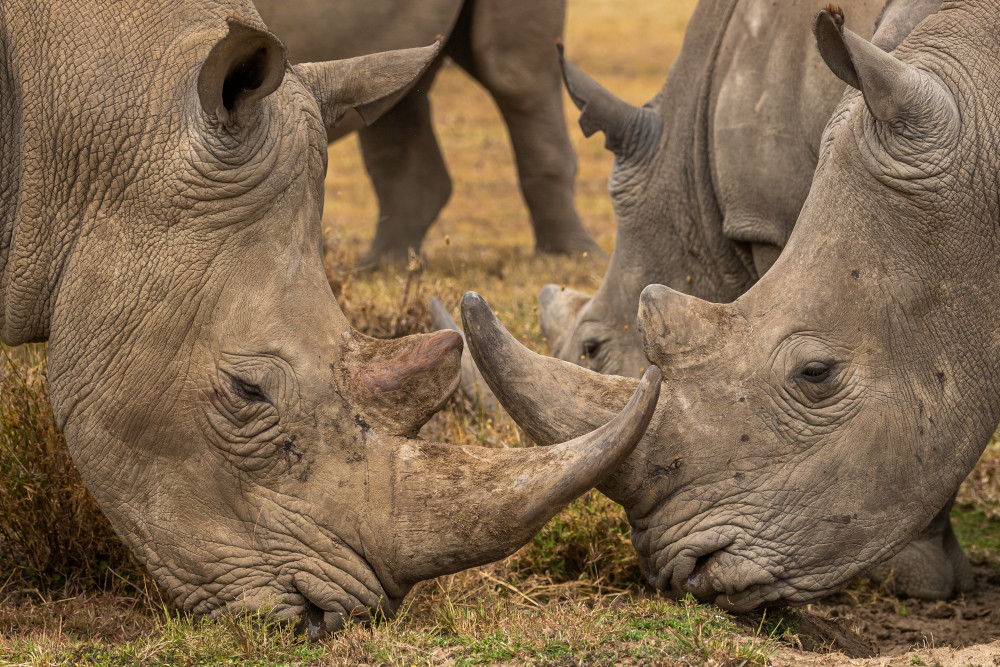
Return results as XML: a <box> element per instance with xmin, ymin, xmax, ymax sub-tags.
<box><xmin>813</xmin><ymin>7</ymin><xmax>954</xmax><ymax>128</ymax></box>
<box><xmin>428</xmin><ymin>298</ymin><xmax>499</xmax><ymax>414</ymax></box>
<box><xmin>538</xmin><ymin>284</ymin><xmax>591</xmax><ymax>344</ymax></box>
<box><xmin>637</xmin><ymin>284</ymin><xmax>729</xmax><ymax>368</ymax></box>
<box><xmin>347</xmin><ymin>329</ymin><xmax>463</xmax><ymax>437</ymax></box>
<box><xmin>558</xmin><ymin>45</ymin><xmax>659</xmax><ymax>159</ymax></box>
<box><xmin>387</xmin><ymin>365</ymin><xmax>659</xmax><ymax>585</ymax></box>
<box><xmin>295</xmin><ymin>40</ymin><xmax>442</xmax><ymax>131</ymax></box>
<box><xmin>197</xmin><ymin>20</ymin><xmax>287</xmax><ymax>126</ymax></box>
<box><xmin>460</xmin><ymin>292</ymin><xmax>640</xmax><ymax>444</ymax></box>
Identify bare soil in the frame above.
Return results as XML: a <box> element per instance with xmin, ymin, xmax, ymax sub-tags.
<box><xmin>762</xmin><ymin>566</ymin><xmax>1000</xmax><ymax>665</ymax></box>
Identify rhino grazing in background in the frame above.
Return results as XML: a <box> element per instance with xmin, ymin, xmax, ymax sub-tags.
<box><xmin>0</xmin><ymin>0</ymin><xmax>660</xmax><ymax>635</ymax></box>
<box><xmin>541</xmin><ymin>0</ymin><xmax>886</xmax><ymax>378</ymax></box>
<box><xmin>463</xmin><ymin>0</ymin><xmax>996</xmax><ymax>609</ymax></box>
<box><xmin>253</xmin><ymin>0</ymin><xmax>601</xmax><ymax>268</ymax></box>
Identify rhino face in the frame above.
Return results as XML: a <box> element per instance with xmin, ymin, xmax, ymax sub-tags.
<box><xmin>539</xmin><ymin>284</ymin><xmax>648</xmax><ymax>377</ymax></box>
<box><xmin>16</xmin><ymin>14</ymin><xmax>659</xmax><ymax>634</ymax></box>
<box><xmin>465</xmin><ymin>4</ymin><xmax>1000</xmax><ymax>610</ymax></box>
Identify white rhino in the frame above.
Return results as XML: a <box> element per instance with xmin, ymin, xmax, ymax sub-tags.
<box><xmin>253</xmin><ymin>0</ymin><xmax>601</xmax><ymax>268</ymax></box>
<box><xmin>0</xmin><ymin>0</ymin><xmax>659</xmax><ymax>635</ymax></box>
<box><xmin>515</xmin><ymin>0</ymin><xmax>967</xmax><ymax>600</ymax></box>
<box><xmin>464</xmin><ymin>0</ymin><xmax>993</xmax><ymax>609</ymax></box>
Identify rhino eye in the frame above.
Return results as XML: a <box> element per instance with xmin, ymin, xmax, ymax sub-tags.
<box><xmin>582</xmin><ymin>339</ymin><xmax>604</xmax><ymax>359</ymax></box>
<box><xmin>231</xmin><ymin>375</ymin><xmax>271</xmax><ymax>404</ymax></box>
<box><xmin>800</xmin><ymin>362</ymin><xmax>832</xmax><ymax>383</ymax></box>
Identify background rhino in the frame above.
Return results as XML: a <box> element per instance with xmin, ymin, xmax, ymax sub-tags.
<box><xmin>463</xmin><ymin>0</ymin><xmax>990</xmax><ymax>608</ymax></box>
<box><xmin>253</xmin><ymin>0</ymin><xmax>601</xmax><ymax>268</ymax></box>
<box><xmin>0</xmin><ymin>0</ymin><xmax>659</xmax><ymax>635</ymax></box>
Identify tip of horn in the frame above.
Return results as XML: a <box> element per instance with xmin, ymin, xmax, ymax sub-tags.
<box><xmin>581</xmin><ymin>363</ymin><xmax>660</xmax><ymax>472</ymax></box>
<box><xmin>627</xmin><ymin>365</ymin><xmax>661</xmax><ymax>430</ymax></box>
<box><xmin>460</xmin><ymin>291</ymin><xmax>494</xmax><ymax>334</ymax></box>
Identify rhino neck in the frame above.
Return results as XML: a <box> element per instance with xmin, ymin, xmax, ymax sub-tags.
<box><xmin>0</xmin><ymin>10</ymin><xmax>51</xmax><ymax>346</ymax></box>
<box><xmin>0</xmin><ymin>4</ymin><xmax>129</xmax><ymax>346</ymax></box>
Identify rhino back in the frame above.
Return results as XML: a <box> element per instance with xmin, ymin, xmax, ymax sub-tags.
<box><xmin>254</xmin><ymin>0</ymin><xmax>465</xmax><ymax>63</ymax></box>
<box><xmin>709</xmin><ymin>0</ymin><xmax>883</xmax><ymax>274</ymax></box>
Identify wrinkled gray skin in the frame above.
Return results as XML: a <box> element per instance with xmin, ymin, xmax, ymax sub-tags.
<box><xmin>465</xmin><ymin>0</ymin><xmax>998</xmax><ymax>609</ymax></box>
<box><xmin>0</xmin><ymin>0</ymin><xmax>660</xmax><ymax>635</ymax></box>
<box><xmin>531</xmin><ymin>0</ymin><xmax>970</xmax><ymax>600</ymax></box>
<box><xmin>254</xmin><ymin>0</ymin><xmax>601</xmax><ymax>268</ymax></box>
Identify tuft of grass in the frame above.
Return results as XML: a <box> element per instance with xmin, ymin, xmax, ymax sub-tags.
<box><xmin>506</xmin><ymin>490</ymin><xmax>643</xmax><ymax>590</ymax></box>
<box><xmin>954</xmin><ymin>429</ymin><xmax>1000</xmax><ymax>569</ymax></box>
<box><xmin>0</xmin><ymin>345</ymin><xmax>151</xmax><ymax>596</ymax></box>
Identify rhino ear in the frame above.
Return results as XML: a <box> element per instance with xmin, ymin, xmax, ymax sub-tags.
<box><xmin>197</xmin><ymin>20</ymin><xmax>287</xmax><ymax>126</ymax></box>
<box><xmin>294</xmin><ymin>41</ymin><xmax>442</xmax><ymax>131</ymax></box>
<box><xmin>813</xmin><ymin>7</ymin><xmax>947</xmax><ymax>127</ymax></box>
<box><xmin>558</xmin><ymin>45</ymin><xmax>659</xmax><ymax>159</ymax></box>
<box><xmin>871</xmin><ymin>0</ymin><xmax>941</xmax><ymax>51</ymax></box>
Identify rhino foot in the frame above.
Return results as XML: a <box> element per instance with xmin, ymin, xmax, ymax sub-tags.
<box><xmin>355</xmin><ymin>243</ymin><xmax>419</xmax><ymax>273</ymax></box>
<box><xmin>534</xmin><ymin>226</ymin><xmax>604</xmax><ymax>259</ymax></box>
<box><xmin>868</xmin><ymin>496</ymin><xmax>973</xmax><ymax>599</ymax></box>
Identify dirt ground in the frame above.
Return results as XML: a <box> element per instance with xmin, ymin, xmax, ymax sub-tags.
<box><xmin>768</xmin><ymin>566</ymin><xmax>1000</xmax><ymax>663</ymax></box>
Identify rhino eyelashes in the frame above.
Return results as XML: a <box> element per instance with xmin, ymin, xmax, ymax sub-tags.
<box><xmin>800</xmin><ymin>361</ymin><xmax>833</xmax><ymax>383</ymax></box>
<box><xmin>582</xmin><ymin>338</ymin><xmax>604</xmax><ymax>359</ymax></box>
<box><xmin>230</xmin><ymin>374</ymin><xmax>272</xmax><ymax>405</ymax></box>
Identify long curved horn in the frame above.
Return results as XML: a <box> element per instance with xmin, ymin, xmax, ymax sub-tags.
<box><xmin>384</xmin><ymin>364</ymin><xmax>660</xmax><ymax>585</ymax></box>
<box><xmin>428</xmin><ymin>298</ymin><xmax>500</xmax><ymax>414</ymax></box>
<box><xmin>461</xmin><ymin>291</ymin><xmax>637</xmax><ymax>444</ymax></box>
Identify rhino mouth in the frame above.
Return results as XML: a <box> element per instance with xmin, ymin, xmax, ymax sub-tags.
<box><xmin>641</xmin><ymin>520</ymin><xmax>860</xmax><ymax>611</ymax></box>
<box><xmin>292</xmin><ymin>569</ymin><xmax>388</xmax><ymax>638</ymax></box>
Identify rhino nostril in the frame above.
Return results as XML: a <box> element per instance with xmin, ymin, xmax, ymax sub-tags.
<box><xmin>299</xmin><ymin>595</ymin><xmax>326</xmax><ymax>641</ymax></box>
<box><xmin>684</xmin><ymin>554</ymin><xmax>719</xmax><ymax>603</ymax></box>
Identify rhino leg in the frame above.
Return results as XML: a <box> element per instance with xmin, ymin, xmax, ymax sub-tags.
<box><xmin>357</xmin><ymin>61</ymin><xmax>450</xmax><ymax>270</ymax></box>
<box><xmin>869</xmin><ymin>494</ymin><xmax>974</xmax><ymax>599</ymax></box>
<box><xmin>453</xmin><ymin>0</ymin><xmax>601</xmax><ymax>257</ymax></box>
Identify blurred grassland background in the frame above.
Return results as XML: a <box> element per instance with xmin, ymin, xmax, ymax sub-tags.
<box><xmin>1</xmin><ymin>0</ymin><xmax>998</xmax><ymax>664</ymax></box>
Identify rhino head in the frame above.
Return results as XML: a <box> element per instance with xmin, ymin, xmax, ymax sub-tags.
<box><xmin>0</xmin><ymin>8</ymin><xmax>659</xmax><ymax>633</ymax></box>
<box><xmin>465</xmin><ymin>2</ymin><xmax>999</xmax><ymax>609</ymax></box>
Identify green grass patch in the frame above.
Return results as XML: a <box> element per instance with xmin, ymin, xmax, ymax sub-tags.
<box><xmin>952</xmin><ymin>501</ymin><xmax>1000</xmax><ymax>569</ymax></box>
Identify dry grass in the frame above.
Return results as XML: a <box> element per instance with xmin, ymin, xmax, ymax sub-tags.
<box><xmin>0</xmin><ymin>346</ymin><xmax>151</xmax><ymax>597</ymax></box>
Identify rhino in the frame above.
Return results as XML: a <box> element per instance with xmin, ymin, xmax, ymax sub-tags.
<box><xmin>0</xmin><ymin>0</ymin><xmax>660</xmax><ymax>634</ymax></box>
<box><xmin>518</xmin><ymin>0</ymin><xmax>969</xmax><ymax>600</ymax></box>
<box><xmin>252</xmin><ymin>0</ymin><xmax>601</xmax><ymax>268</ymax></box>
<box><xmin>463</xmin><ymin>0</ymin><xmax>994</xmax><ymax>609</ymax></box>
